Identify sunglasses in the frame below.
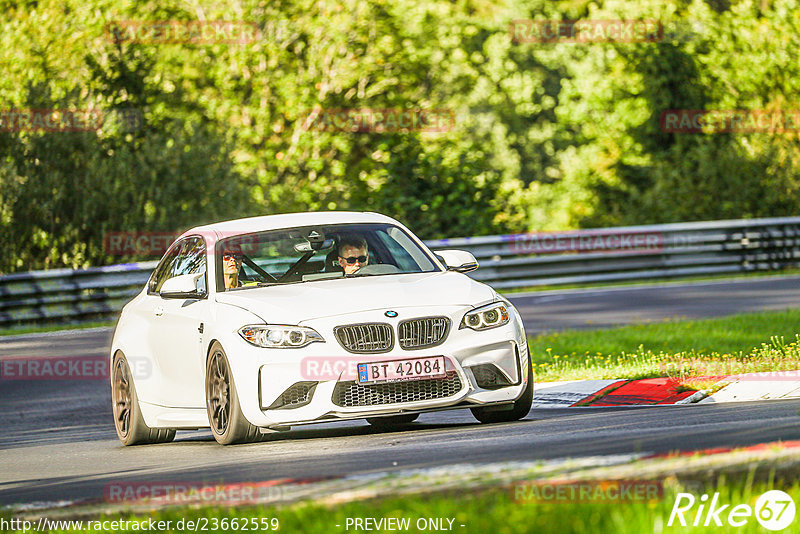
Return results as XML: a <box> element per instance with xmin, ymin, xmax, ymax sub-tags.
<box><xmin>341</xmin><ymin>255</ymin><xmax>368</xmax><ymax>264</ymax></box>
<box><xmin>222</xmin><ymin>253</ymin><xmax>242</xmax><ymax>261</ymax></box>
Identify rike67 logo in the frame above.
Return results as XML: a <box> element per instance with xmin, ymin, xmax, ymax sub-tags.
<box><xmin>668</xmin><ymin>490</ymin><xmax>795</xmax><ymax>530</ymax></box>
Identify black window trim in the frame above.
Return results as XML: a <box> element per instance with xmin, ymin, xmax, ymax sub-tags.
<box><xmin>146</xmin><ymin>234</ymin><xmax>209</xmax><ymax>298</ymax></box>
<box><xmin>214</xmin><ymin>222</ymin><xmax>442</xmax><ymax>292</ymax></box>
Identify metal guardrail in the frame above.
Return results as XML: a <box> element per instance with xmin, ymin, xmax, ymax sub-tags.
<box><xmin>1</xmin><ymin>217</ymin><xmax>799</xmax><ymax>327</ymax></box>
<box><xmin>429</xmin><ymin>216</ymin><xmax>800</xmax><ymax>289</ymax></box>
<box><xmin>0</xmin><ymin>261</ymin><xmax>158</xmax><ymax>326</ymax></box>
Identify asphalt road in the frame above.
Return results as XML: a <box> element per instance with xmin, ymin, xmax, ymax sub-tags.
<box><xmin>2</xmin><ymin>276</ymin><xmax>800</xmax><ymax>507</ymax></box>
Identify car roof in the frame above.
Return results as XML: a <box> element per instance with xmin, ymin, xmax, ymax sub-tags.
<box><xmin>179</xmin><ymin>211</ymin><xmax>399</xmax><ymax>241</ymax></box>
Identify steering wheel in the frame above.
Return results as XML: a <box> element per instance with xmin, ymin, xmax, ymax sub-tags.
<box><xmin>349</xmin><ymin>264</ymin><xmax>400</xmax><ymax>275</ymax></box>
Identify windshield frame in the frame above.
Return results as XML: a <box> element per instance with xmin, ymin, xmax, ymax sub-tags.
<box><xmin>215</xmin><ymin>222</ymin><xmax>442</xmax><ymax>292</ymax></box>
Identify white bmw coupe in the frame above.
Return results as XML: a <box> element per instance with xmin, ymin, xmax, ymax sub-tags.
<box><xmin>110</xmin><ymin>212</ymin><xmax>532</xmax><ymax>445</ymax></box>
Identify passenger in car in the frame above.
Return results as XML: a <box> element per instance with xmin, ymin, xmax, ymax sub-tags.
<box><xmin>222</xmin><ymin>245</ymin><xmax>244</xmax><ymax>289</ymax></box>
<box><xmin>337</xmin><ymin>235</ymin><xmax>369</xmax><ymax>275</ymax></box>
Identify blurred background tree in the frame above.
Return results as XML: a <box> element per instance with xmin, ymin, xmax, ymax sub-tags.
<box><xmin>1</xmin><ymin>0</ymin><xmax>799</xmax><ymax>272</ymax></box>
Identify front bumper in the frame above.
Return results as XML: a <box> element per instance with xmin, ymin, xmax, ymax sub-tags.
<box><xmin>225</xmin><ymin>305</ymin><xmax>529</xmax><ymax>428</ymax></box>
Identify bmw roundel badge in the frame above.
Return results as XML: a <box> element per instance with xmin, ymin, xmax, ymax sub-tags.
<box><xmin>384</xmin><ymin>310</ymin><xmax>398</xmax><ymax>318</ymax></box>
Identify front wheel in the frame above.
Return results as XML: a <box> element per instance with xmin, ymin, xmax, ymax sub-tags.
<box><xmin>471</xmin><ymin>353</ymin><xmax>533</xmax><ymax>424</ymax></box>
<box><xmin>206</xmin><ymin>342</ymin><xmax>265</xmax><ymax>445</ymax></box>
<box><xmin>112</xmin><ymin>352</ymin><xmax>175</xmax><ymax>446</ymax></box>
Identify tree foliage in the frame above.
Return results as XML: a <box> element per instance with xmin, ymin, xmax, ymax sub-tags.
<box><xmin>1</xmin><ymin>0</ymin><xmax>799</xmax><ymax>272</ymax></box>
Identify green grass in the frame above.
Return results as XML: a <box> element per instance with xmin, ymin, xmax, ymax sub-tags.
<box><xmin>0</xmin><ymin>320</ymin><xmax>114</xmax><ymax>337</ymax></box>
<box><xmin>6</xmin><ymin>477</ymin><xmax>798</xmax><ymax>533</ymax></box>
<box><xmin>529</xmin><ymin>309</ymin><xmax>800</xmax><ymax>382</ymax></box>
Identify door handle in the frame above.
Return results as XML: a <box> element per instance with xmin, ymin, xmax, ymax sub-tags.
<box><xmin>154</xmin><ymin>306</ymin><xmax>164</xmax><ymax>316</ymax></box>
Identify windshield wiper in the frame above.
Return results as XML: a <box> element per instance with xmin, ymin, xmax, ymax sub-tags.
<box><xmin>254</xmin><ymin>280</ymin><xmax>305</xmax><ymax>287</ymax></box>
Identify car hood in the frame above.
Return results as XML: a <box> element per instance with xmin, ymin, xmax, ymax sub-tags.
<box><xmin>214</xmin><ymin>271</ymin><xmax>495</xmax><ymax>324</ymax></box>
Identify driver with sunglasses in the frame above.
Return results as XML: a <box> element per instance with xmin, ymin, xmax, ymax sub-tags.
<box><xmin>221</xmin><ymin>244</ymin><xmax>245</xmax><ymax>289</ymax></box>
<box><xmin>336</xmin><ymin>235</ymin><xmax>369</xmax><ymax>275</ymax></box>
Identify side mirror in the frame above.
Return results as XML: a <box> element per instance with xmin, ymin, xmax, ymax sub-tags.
<box><xmin>160</xmin><ymin>273</ymin><xmax>205</xmax><ymax>299</ymax></box>
<box><xmin>434</xmin><ymin>250</ymin><xmax>479</xmax><ymax>273</ymax></box>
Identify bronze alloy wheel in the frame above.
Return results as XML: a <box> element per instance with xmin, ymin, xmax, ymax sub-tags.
<box><xmin>111</xmin><ymin>353</ymin><xmax>175</xmax><ymax>446</ymax></box>
<box><xmin>207</xmin><ymin>349</ymin><xmax>231</xmax><ymax>435</ymax></box>
<box><xmin>204</xmin><ymin>342</ymin><xmax>266</xmax><ymax>444</ymax></box>
<box><xmin>112</xmin><ymin>357</ymin><xmax>132</xmax><ymax>438</ymax></box>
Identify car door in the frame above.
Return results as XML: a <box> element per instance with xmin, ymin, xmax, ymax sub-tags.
<box><xmin>130</xmin><ymin>241</ymin><xmax>182</xmax><ymax>405</ymax></box>
<box><xmin>148</xmin><ymin>236</ymin><xmax>210</xmax><ymax>409</ymax></box>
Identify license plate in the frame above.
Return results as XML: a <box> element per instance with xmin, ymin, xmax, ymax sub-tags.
<box><xmin>357</xmin><ymin>356</ymin><xmax>447</xmax><ymax>384</ymax></box>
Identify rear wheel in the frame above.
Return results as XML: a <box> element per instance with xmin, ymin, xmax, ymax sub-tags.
<box><xmin>206</xmin><ymin>342</ymin><xmax>265</xmax><ymax>445</ymax></box>
<box><xmin>471</xmin><ymin>352</ymin><xmax>533</xmax><ymax>424</ymax></box>
<box><xmin>366</xmin><ymin>413</ymin><xmax>420</xmax><ymax>428</ymax></box>
<box><xmin>112</xmin><ymin>352</ymin><xmax>175</xmax><ymax>446</ymax></box>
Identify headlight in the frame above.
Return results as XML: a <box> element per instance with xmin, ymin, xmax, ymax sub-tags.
<box><xmin>238</xmin><ymin>325</ymin><xmax>324</xmax><ymax>348</ymax></box>
<box><xmin>459</xmin><ymin>302</ymin><xmax>510</xmax><ymax>331</ymax></box>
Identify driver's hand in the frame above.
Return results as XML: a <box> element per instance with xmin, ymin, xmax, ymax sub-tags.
<box><xmin>343</xmin><ymin>263</ymin><xmax>361</xmax><ymax>275</ymax></box>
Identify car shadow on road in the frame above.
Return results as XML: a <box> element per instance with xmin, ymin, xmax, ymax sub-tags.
<box><xmin>171</xmin><ymin>418</ymin><xmax>497</xmax><ymax>445</ymax></box>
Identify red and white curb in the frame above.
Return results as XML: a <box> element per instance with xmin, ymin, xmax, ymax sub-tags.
<box><xmin>532</xmin><ymin>380</ymin><xmax>621</xmax><ymax>407</ymax></box>
<box><xmin>535</xmin><ymin>371</ymin><xmax>800</xmax><ymax>407</ymax></box>
<box><xmin>699</xmin><ymin>371</ymin><xmax>800</xmax><ymax>404</ymax></box>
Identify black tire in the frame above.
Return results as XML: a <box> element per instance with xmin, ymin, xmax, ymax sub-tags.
<box><xmin>206</xmin><ymin>342</ymin><xmax>265</xmax><ymax>445</ymax></box>
<box><xmin>112</xmin><ymin>352</ymin><xmax>176</xmax><ymax>446</ymax></box>
<box><xmin>471</xmin><ymin>351</ymin><xmax>533</xmax><ymax>424</ymax></box>
<box><xmin>366</xmin><ymin>413</ymin><xmax>420</xmax><ymax>427</ymax></box>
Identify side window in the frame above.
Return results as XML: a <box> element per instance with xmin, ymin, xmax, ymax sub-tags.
<box><xmin>148</xmin><ymin>242</ymin><xmax>182</xmax><ymax>294</ymax></box>
<box><xmin>174</xmin><ymin>237</ymin><xmax>207</xmax><ymax>294</ymax></box>
<box><xmin>148</xmin><ymin>237</ymin><xmax>207</xmax><ymax>294</ymax></box>
<box><xmin>173</xmin><ymin>237</ymin><xmax>206</xmax><ymax>277</ymax></box>
<box><xmin>380</xmin><ymin>227</ymin><xmax>435</xmax><ymax>271</ymax></box>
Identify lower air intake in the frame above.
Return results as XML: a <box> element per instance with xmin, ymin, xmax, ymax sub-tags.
<box><xmin>267</xmin><ymin>381</ymin><xmax>317</xmax><ymax>410</ymax></box>
<box><xmin>332</xmin><ymin>372</ymin><xmax>463</xmax><ymax>407</ymax></box>
<box><xmin>470</xmin><ymin>364</ymin><xmax>512</xmax><ymax>390</ymax></box>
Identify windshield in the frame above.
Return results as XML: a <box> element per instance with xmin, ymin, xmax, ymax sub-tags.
<box><xmin>215</xmin><ymin>223</ymin><xmax>440</xmax><ymax>291</ymax></box>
